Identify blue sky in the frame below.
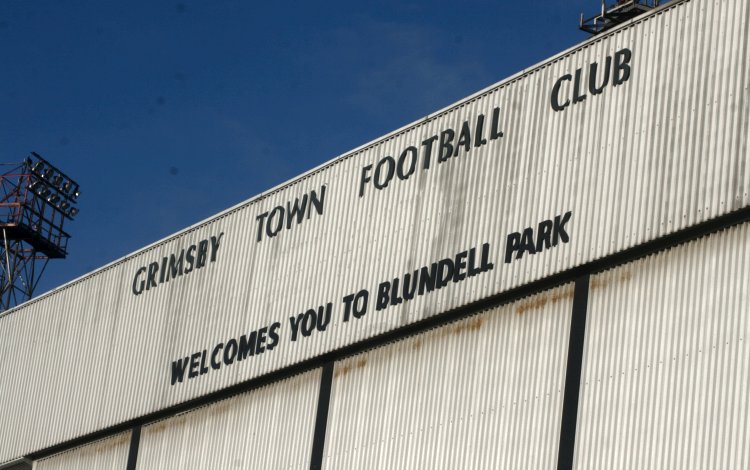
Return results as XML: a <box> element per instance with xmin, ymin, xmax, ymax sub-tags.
<box><xmin>1</xmin><ymin>0</ymin><xmax>594</xmax><ymax>295</ymax></box>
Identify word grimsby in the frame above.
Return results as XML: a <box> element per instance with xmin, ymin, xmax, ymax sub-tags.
<box><xmin>132</xmin><ymin>233</ymin><xmax>224</xmax><ymax>295</ymax></box>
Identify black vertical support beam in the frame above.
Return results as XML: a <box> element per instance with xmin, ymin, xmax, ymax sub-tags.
<box><xmin>125</xmin><ymin>425</ymin><xmax>141</xmax><ymax>470</ymax></box>
<box><xmin>557</xmin><ymin>275</ymin><xmax>590</xmax><ymax>470</ymax></box>
<box><xmin>310</xmin><ymin>362</ymin><xmax>334</xmax><ymax>470</ymax></box>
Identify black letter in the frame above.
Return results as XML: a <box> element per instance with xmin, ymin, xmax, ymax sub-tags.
<box><xmin>402</xmin><ymin>270</ymin><xmax>418</xmax><ymax>300</ymax></box>
<box><xmin>589</xmin><ymin>57</ymin><xmax>611</xmax><ymax>95</ymax></box>
<box><xmin>353</xmin><ymin>289</ymin><xmax>368</xmax><ymax>319</ymax></box>
<box><xmin>518</xmin><ymin>228</ymin><xmax>537</xmax><ymax>259</ymax></box>
<box><xmin>255</xmin><ymin>327</ymin><xmax>268</xmax><ymax>354</ymax></box>
<box><xmin>389</xmin><ymin>278</ymin><xmax>403</xmax><ymax>306</ymax></box>
<box><xmin>159</xmin><ymin>257</ymin><xmax>168</xmax><ymax>284</ymax></box>
<box><xmin>490</xmin><ymin>107</ymin><xmax>503</xmax><ymax>139</ymax></box>
<box><xmin>132</xmin><ymin>267</ymin><xmax>146</xmax><ymax>295</ymax></box>
<box><xmin>188</xmin><ymin>352</ymin><xmax>201</xmax><ymax>378</ymax></box>
<box><xmin>438</xmin><ymin>129</ymin><xmax>455</xmax><ymax>162</ymax></box>
<box><xmin>267</xmin><ymin>322</ymin><xmax>281</xmax><ymax>350</ymax></box>
<box><xmin>455</xmin><ymin>121</ymin><xmax>472</xmax><ymax>156</ymax></box>
<box><xmin>167</xmin><ymin>250</ymin><xmax>185</xmax><ymax>281</ymax></box>
<box><xmin>397</xmin><ymin>147</ymin><xmax>418</xmax><ymax>180</ymax></box>
<box><xmin>146</xmin><ymin>262</ymin><xmax>159</xmax><ymax>290</ymax></box>
<box><xmin>266</xmin><ymin>207</ymin><xmax>285</xmax><ymax>238</ymax></box>
<box><xmin>480</xmin><ymin>243</ymin><xmax>494</xmax><ymax>271</ymax></box>
<box><xmin>255</xmin><ymin>212</ymin><xmax>268</xmax><ymax>242</ymax></box>
<box><xmin>342</xmin><ymin>294</ymin><xmax>354</xmax><ymax>322</ymax></box>
<box><xmin>421</xmin><ymin>135</ymin><xmax>438</xmax><ymax>170</ymax></box>
<box><xmin>437</xmin><ymin>258</ymin><xmax>454</xmax><ymax>288</ymax></box>
<box><xmin>316</xmin><ymin>303</ymin><xmax>332</xmax><ymax>331</ymax></box>
<box><xmin>309</xmin><ymin>185</ymin><xmax>326</xmax><ymax>217</ymax></box>
<box><xmin>374</xmin><ymin>156</ymin><xmax>396</xmax><ymax>190</ymax></box>
<box><xmin>301</xmin><ymin>310</ymin><xmax>316</xmax><ymax>337</ymax></box>
<box><xmin>196</xmin><ymin>240</ymin><xmax>209</xmax><ymax>268</ymax></box>
<box><xmin>553</xmin><ymin>211</ymin><xmax>573</xmax><ymax>245</ymax></box>
<box><xmin>184</xmin><ymin>245</ymin><xmax>196</xmax><ymax>273</ymax></box>
<box><xmin>536</xmin><ymin>220</ymin><xmax>553</xmax><ymax>252</ymax></box>
<box><xmin>551</xmin><ymin>74</ymin><xmax>572</xmax><ymax>111</ymax></box>
<box><xmin>223</xmin><ymin>339</ymin><xmax>238</xmax><ymax>365</ymax></box>
<box><xmin>238</xmin><ymin>333</ymin><xmax>257</xmax><ymax>361</ymax></box>
<box><xmin>376</xmin><ymin>281</ymin><xmax>390</xmax><ymax>311</ymax></box>
<box><xmin>210</xmin><ymin>343</ymin><xmax>224</xmax><ymax>369</ymax></box>
<box><xmin>209</xmin><ymin>233</ymin><xmax>224</xmax><ymax>262</ymax></box>
<box><xmin>287</xmin><ymin>195</ymin><xmax>309</xmax><ymax>229</ymax></box>
<box><xmin>474</xmin><ymin>113</ymin><xmax>488</xmax><ymax>147</ymax></box>
<box><xmin>199</xmin><ymin>350</ymin><xmax>209</xmax><ymax>375</ymax></box>
<box><xmin>573</xmin><ymin>68</ymin><xmax>586</xmax><ymax>104</ymax></box>
<box><xmin>289</xmin><ymin>314</ymin><xmax>303</xmax><ymax>341</ymax></box>
<box><xmin>505</xmin><ymin>232</ymin><xmax>521</xmax><ymax>264</ymax></box>
<box><xmin>613</xmin><ymin>48</ymin><xmax>632</xmax><ymax>86</ymax></box>
<box><xmin>359</xmin><ymin>165</ymin><xmax>373</xmax><ymax>198</ymax></box>
<box><xmin>171</xmin><ymin>357</ymin><xmax>189</xmax><ymax>385</ymax></box>
<box><xmin>418</xmin><ymin>263</ymin><xmax>438</xmax><ymax>295</ymax></box>
<box><xmin>453</xmin><ymin>251</ymin><xmax>468</xmax><ymax>282</ymax></box>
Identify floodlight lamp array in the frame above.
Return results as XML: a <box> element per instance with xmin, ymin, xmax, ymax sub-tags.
<box><xmin>24</xmin><ymin>152</ymin><xmax>81</xmax><ymax>220</ymax></box>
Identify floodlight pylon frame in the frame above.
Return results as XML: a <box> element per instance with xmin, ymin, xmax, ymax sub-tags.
<box><xmin>0</xmin><ymin>155</ymin><xmax>80</xmax><ymax>312</ymax></box>
<box><xmin>580</xmin><ymin>0</ymin><xmax>660</xmax><ymax>35</ymax></box>
<box><xmin>0</xmin><ymin>230</ymin><xmax>49</xmax><ymax>311</ymax></box>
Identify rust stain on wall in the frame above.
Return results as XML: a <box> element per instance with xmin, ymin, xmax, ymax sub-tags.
<box><xmin>335</xmin><ymin>356</ymin><xmax>369</xmax><ymax>379</ymax></box>
<box><xmin>516</xmin><ymin>286</ymin><xmax>574</xmax><ymax>315</ymax></box>
<box><xmin>590</xmin><ymin>277</ymin><xmax>609</xmax><ymax>289</ymax></box>
<box><xmin>469</xmin><ymin>316</ymin><xmax>484</xmax><ymax>330</ymax></box>
<box><xmin>146</xmin><ymin>415</ymin><xmax>182</xmax><ymax>435</ymax></box>
<box><xmin>334</xmin><ymin>363</ymin><xmax>353</xmax><ymax>379</ymax></box>
<box><xmin>437</xmin><ymin>316</ymin><xmax>485</xmax><ymax>337</ymax></box>
<box><xmin>591</xmin><ymin>269</ymin><xmax>633</xmax><ymax>290</ymax></box>
<box><xmin>210</xmin><ymin>397</ymin><xmax>234</xmax><ymax>416</ymax></box>
<box><xmin>87</xmin><ymin>432</ymin><xmax>130</xmax><ymax>454</ymax></box>
<box><xmin>516</xmin><ymin>295</ymin><xmax>549</xmax><ymax>315</ymax></box>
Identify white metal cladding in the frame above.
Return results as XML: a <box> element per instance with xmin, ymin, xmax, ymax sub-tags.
<box><xmin>135</xmin><ymin>369</ymin><xmax>320</xmax><ymax>469</ymax></box>
<box><xmin>31</xmin><ymin>431</ymin><xmax>130</xmax><ymax>470</ymax></box>
<box><xmin>323</xmin><ymin>285</ymin><xmax>573</xmax><ymax>469</ymax></box>
<box><xmin>2</xmin><ymin>0</ymin><xmax>750</xmax><ymax>462</ymax></box>
<box><xmin>574</xmin><ymin>222</ymin><xmax>750</xmax><ymax>469</ymax></box>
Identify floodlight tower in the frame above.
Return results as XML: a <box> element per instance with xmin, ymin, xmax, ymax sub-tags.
<box><xmin>0</xmin><ymin>152</ymin><xmax>80</xmax><ymax>311</ymax></box>
<box><xmin>580</xmin><ymin>0</ymin><xmax>660</xmax><ymax>34</ymax></box>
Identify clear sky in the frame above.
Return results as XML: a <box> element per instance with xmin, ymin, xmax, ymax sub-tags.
<box><xmin>1</xmin><ymin>0</ymin><xmax>595</xmax><ymax>296</ymax></box>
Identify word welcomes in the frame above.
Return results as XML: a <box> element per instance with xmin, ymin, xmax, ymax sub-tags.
<box><xmin>171</xmin><ymin>321</ymin><xmax>281</xmax><ymax>385</ymax></box>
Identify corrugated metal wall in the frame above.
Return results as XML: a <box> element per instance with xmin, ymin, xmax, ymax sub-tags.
<box><xmin>2</xmin><ymin>0</ymin><xmax>750</xmax><ymax>462</ymax></box>
<box><xmin>135</xmin><ymin>369</ymin><xmax>320</xmax><ymax>469</ymax></box>
<box><xmin>574</xmin><ymin>223</ymin><xmax>750</xmax><ymax>469</ymax></box>
<box><xmin>31</xmin><ymin>432</ymin><xmax>130</xmax><ymax>470</ymax></box>
<box><xmin>323</xmin><ymin>285</ymin><xmax>573</xmax><ymax>469</ymax></box>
